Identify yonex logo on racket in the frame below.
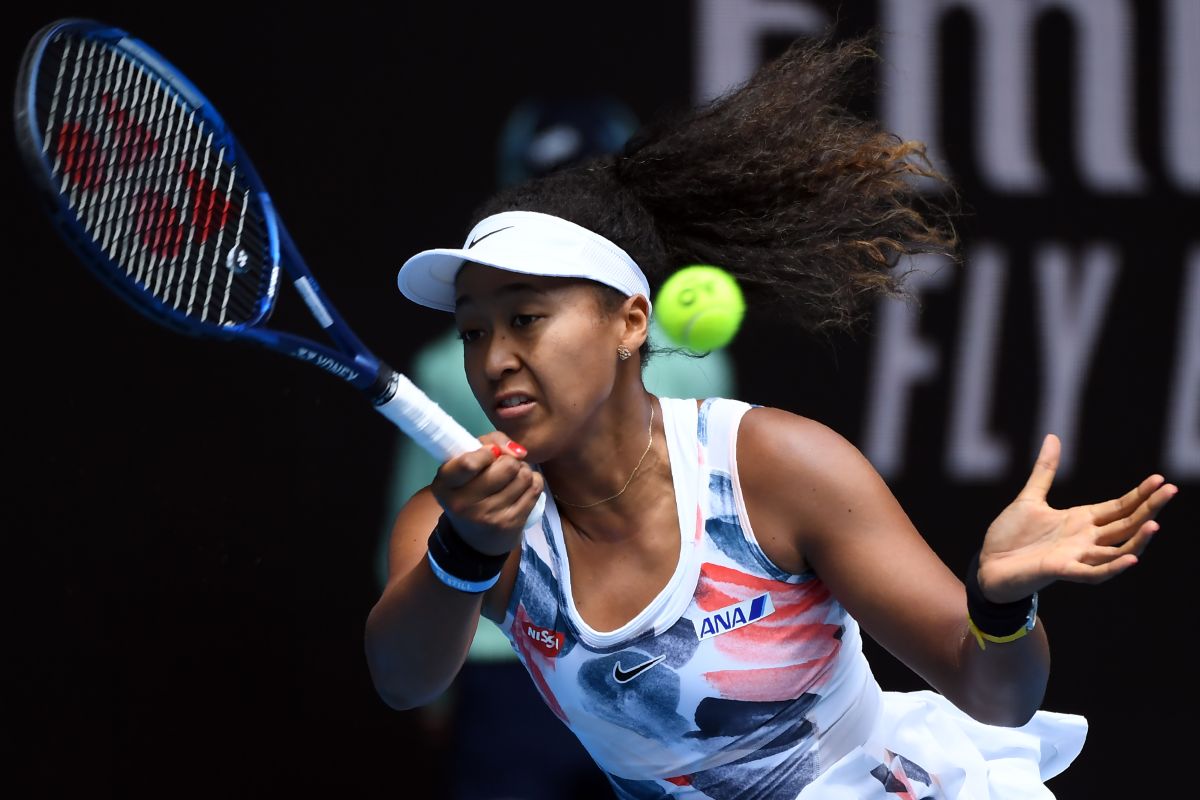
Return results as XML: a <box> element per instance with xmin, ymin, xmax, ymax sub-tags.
<box><xmin>294</xmin><ymin>346</ymin><xmax>359</xmax><ymax>382</ymax></box>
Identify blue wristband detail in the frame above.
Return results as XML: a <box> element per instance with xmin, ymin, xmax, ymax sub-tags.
<box><xmin>426</xmin><ymin>550</ymin><xmax>502</xmax><ymax>594</ymax></box>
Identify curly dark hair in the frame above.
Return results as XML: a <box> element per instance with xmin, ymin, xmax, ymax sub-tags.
<box><xmin>469</xmin><ymin>34</ymin><xmax>959</xmax><ymax>338</ymax></box>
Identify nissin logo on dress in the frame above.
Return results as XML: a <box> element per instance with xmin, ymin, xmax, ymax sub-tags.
<box><xmin>693</xmin><ymin>593</ymin><xmax>775</xmax><ymax>640</ymax></box>
<box><xmin>524</xmin><ymin>624</ymin><xmax>565</xmax><ymax>657</ymax></box>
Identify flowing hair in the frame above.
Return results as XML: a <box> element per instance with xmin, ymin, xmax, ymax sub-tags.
<box><xmin>469</xmin><ymin>34</ymin><xmax>959</xmax><ymax>340</ymax></box>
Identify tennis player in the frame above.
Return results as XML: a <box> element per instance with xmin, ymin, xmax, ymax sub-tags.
<box><xmin>366</xmin><ymin>37</ymin><xmax>1177</xmax><ymax>799</ymax></box>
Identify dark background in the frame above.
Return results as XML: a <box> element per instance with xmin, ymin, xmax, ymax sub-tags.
<box><xmin>7</xmin><ymin>1</ymin><xmax>1196</xmax><ymax>797</ymax></box>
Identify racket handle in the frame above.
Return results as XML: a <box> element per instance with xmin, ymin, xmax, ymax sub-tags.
<box><xmin>374</xmin><ymin>369</ymin><xmax>548</xmax><ymax>531</ymax></box>
<box><xmin>374</xmin><ymin>371</ymin><xmax>482</xmax><ymax>460</ymax></box>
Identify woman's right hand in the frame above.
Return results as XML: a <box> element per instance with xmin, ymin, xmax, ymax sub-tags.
<box><xmin>430</xmin><ymin>433</ymin><xmax>544</xmax><ymax>556</ymax></box>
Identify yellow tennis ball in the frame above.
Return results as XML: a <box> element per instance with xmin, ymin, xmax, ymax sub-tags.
<box><xmin>654</xmin><ymin>265</ymin><xmax>745</xmax><ymax>352</ymax></box>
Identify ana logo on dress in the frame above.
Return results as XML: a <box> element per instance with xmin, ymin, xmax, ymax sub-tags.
<box><xmin>693</xmin><ymin>592</ymin><xmax>775</xmax><ymax>640</ymax></box>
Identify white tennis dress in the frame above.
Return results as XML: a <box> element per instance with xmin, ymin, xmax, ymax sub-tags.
<box><xmin>499</xmin><ymin>397</ymin><xmax>1087</xmax><ymax>799</ymax></box>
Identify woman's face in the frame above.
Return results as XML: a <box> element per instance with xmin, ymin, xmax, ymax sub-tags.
<box><xmin>453</xmin><ymin>262</ymin><xmax>629</xmax><ymax>460</ymax></box>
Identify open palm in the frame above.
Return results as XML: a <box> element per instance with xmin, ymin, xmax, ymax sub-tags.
<box><xmin>977</xmin><ymin>434</ymin><xmax>1178</xmax><ymax>603</ymax></box>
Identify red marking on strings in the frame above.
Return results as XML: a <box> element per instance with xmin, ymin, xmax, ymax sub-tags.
<box><xmin>54</xmin><ymin>93</ymin><xmax>163</xmax><ymax>195</ymax></box>
<box><xmin>98</xmin><ymin>94</ymin><xmax>160</xmax><ymax>174</ymax></box>
<box><xmin>132</xmin><ymin>188</ymin><xmax>150</xmax><ymax>244</ymax></box>
<box><xmin>218</xmin><ymin>193</ymin><xmax>232</xmax><ymax>234</ymax></box>
<box><xmin>183</xmin><ymin>161</ymin><xmax>228</xmax><ymax>245</ymax></box>
<box><xmin>82</xmin><ymin>137</ymin><xmax>98</xmax><ymax>190</ymax></box>
<box><xmin>132</xmin><ymin>158</ymin><xmax>230</xmax><ymax>261</ymax></box>
<box><xmin>169</xmin><ymin>191</ymin><xmax>186</xmax><ymax>262</ymax></box>
<box><xmin>56</xmin><ymin>121</ymin><xmax>104</xmax><ymax>191</ymax></box>
<box><xmin>140</xmin><ymin>190</ymin><xmax>173</xmax><ymax>260</ymax></box>
<box><xmin>60</xmin><ymin>121</ymin><xmax>79</xmax><ymax>178</ymax></box>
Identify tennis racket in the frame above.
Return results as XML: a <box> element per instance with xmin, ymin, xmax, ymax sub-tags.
<box><xmin>14</xmin><ymin>18</ymin><xmax>498</xmax><ymax>473</ymax></box>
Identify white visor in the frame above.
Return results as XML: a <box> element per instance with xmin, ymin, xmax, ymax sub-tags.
<box><xmin>397</xmin><ymin>210</ymin><xmax>652</xmax><ymax>316</ymax></box>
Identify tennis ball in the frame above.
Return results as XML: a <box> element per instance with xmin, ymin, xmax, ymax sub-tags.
<box><xmin>654</xmin><ymin>265</ymin><xmax>745</xmax><ymax>352</ymax></box>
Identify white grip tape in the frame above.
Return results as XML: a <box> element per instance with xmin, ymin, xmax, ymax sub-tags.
<box><xmin>374</xmin><ymin>374</ymin><xmax>546</xmax><ymax>531</ymax></box>
<box><xmin>375</xmin><ymin>374</ymin><xmax>482</xmax><ymax>460</ymax></box>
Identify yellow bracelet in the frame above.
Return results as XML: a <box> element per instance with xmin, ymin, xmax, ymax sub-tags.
<box><xmin>967</xmin><ymin>614</ymin><xmax>1034</xmax><ymax>651</ymax></box>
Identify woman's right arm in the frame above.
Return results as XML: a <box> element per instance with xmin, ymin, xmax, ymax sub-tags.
<box><xmin>364</xmin><ymin>486</ymin><xmax>483</xmax><ymax>710</ymax></box>
<box><xmin>364</xmin><ymin>437</ymin><xmax>540</xmax><ymax>710</ymax></box>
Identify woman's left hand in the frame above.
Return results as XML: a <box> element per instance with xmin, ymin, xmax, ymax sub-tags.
<box><xmin>976</xmin><ymin>433</ymin><xmax>1178</xmax><ymax>603</ymax></box>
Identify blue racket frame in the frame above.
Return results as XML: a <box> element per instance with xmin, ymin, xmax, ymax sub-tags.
<box><xmin>16</xmin><ymin>18</ymin><xmax>387</xmax><ymax>396</ymax></box>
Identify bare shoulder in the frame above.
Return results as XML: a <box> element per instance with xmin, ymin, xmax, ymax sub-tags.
<box><xmin>735</xmin><ymin>406</ymin><xmax>899</xmax><ymax>571</ymax></box>
<box><xmin>737</xmin><ymin>406</ymin><xmax>880</xmax><ymax>497</ymax></box>
<box><xmin>737</xmin><ymin>405</ymin><xmax>973</xmax><ymax>697</ymax></box>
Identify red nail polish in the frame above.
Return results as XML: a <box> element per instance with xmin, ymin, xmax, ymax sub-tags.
<box><xmin>490</xmin><ymin>444</ymin><xmax>503</xmax><ymax>458</ymax></box>
<box><xmin>506</xmin><ymin>441</ymin><xmax>527</xmax><ymax>457</ymax></box>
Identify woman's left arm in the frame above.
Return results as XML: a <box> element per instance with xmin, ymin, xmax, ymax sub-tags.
<box><xmin>737</xmin><ymin>409</ymin><xmax>1177</xmax><ymax>727</ymax></box>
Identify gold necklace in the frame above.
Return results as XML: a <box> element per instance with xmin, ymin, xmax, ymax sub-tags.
<box><xmin>554</xmin><ymin>405</ymin><xmax>655</xmax><ymax>509</ymax></box>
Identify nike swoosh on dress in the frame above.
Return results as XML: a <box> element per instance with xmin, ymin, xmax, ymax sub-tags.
<box><xmin>613</xmin><ymin>653</ymin><xmax>667</xmax><ymax>684</ymax></box>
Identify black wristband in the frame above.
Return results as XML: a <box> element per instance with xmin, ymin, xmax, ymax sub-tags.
<box><xmin>965</xmin><ymin>550</ymin><xmax>1036</xmax><ymax>636</ymax></box>
<box><xmin>426</xmin><ymin>514</ymin><xmax>510</xmax><ymax>594</ymax></box>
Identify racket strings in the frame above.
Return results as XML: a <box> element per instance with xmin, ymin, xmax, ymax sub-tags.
<box><xmin>34</xmin><ymin>34</ymin><xmax>272</xmax><ymax>327</ymax></box>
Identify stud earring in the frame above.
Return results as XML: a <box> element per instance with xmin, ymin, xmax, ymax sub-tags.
<box><xmin>617</xmin><ymin>345</ymin><xmax>632</xmax><ymax>361</ymax></box>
